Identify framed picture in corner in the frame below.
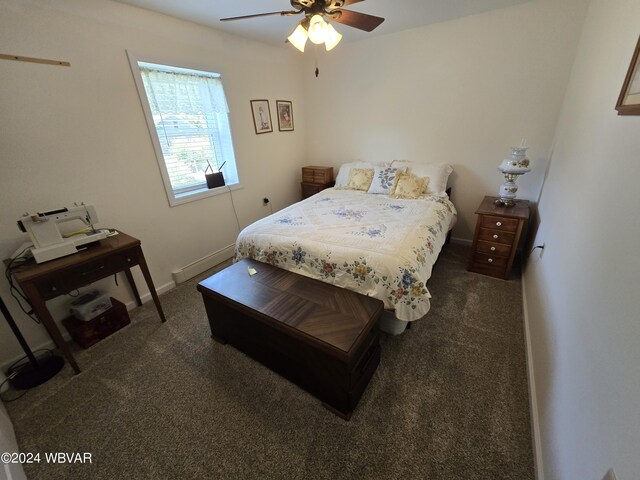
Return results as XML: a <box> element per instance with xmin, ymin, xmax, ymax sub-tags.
<box><xmin>616</xmin><ymin>35</ymin><xmax>640</xmax><ymax>115</ymax></box>
<box><xmin>250</xmin><ymin>99</ymin><xmax>273</xmax><ymax>134</ymax></box>
<box><xmin>276</xmin><ymin>100</ymin><xmax>294</xmax><ymax>132</ymax></box>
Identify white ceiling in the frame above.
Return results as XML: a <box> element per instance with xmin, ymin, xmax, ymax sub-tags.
<box><xmin>113</xmin><ymin>0</ymin><xmax>532</xmax><ymax>46</ymax></box>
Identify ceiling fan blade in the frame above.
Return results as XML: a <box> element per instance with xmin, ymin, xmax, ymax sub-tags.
<box><xmin>220</xmin><ymin>10</ymin><xmax>301</xmax><ymax>22</ymax></box>
<box><xmin>331</xmin><ymin>9</ymin><xmax>384</xmax><ymax>32</ymax></box>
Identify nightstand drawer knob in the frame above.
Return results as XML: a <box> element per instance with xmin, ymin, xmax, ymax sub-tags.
<box><xmin>487</xmin><ymin>258</ymin><xmax>494</xmax><ymax>263</ymax></box>
<box><xmin>496</xmin><ymin>221</ymin><xmax>502</xmax><ymax>227</ymax></box>
<box><xmin>490</xmin><ymin>246</ymin><xmax>496</xmax><ymax>251</ymax></box>
<box><xmin>493</xmin><ymin>234</ymin><xmax>499</xmax><ymax>239</ymax></box>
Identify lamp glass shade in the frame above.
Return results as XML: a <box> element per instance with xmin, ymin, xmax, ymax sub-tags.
<box><xmin>287</xmin><ymin>24</ymin><xmax>308</xmax><ymax>52</ymax></box>
<box><xmin>324</xmin><ymin>23</ymin><xmax>342</xmax><ymax>51</ymax></box>
<box><xmin>308</xmin><ymin>15</ymin><xmax>327</xmax><ymax>44</ymax></box>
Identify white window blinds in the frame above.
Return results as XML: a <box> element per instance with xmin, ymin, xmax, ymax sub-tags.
<box><xmin>137</xmin><ymin>62</ymin><xmax>238</xmax><ymax>201</ymax></box>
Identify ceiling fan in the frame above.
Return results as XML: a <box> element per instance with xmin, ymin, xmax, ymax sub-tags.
<box><xmin>220</xmin><ymin>0</ymin><xmax>385</xmax><ymax>52</ymax></box>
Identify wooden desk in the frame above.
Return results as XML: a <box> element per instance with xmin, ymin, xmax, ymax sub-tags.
<box><xmin>9</xmin><ymin>231</ymin><xmax>166</xmax><ymax>373</ymax></box>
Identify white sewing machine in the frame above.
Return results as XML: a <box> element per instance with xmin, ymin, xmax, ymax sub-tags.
<box><xmin>17</xmin><ymin>204</ymin><xmax>108</xmax><ymax>263</ymax></box>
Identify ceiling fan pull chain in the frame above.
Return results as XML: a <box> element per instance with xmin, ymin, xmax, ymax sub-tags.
<box><xmin>314</xmin><ymin>44</ymin><xmax>320</xmax><ymax>77</ymax></box>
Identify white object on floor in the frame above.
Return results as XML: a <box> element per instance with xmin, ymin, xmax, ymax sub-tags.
<box><xmin>0</xmin><ymin>400</ymin><xmax>27</xmax><ymax>480</ymax></box>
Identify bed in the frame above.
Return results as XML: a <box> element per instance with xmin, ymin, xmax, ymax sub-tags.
<box><xmin>235</xmin><ymin>161</ymin><xmax>457</xmax><ymax>335</ymax></box>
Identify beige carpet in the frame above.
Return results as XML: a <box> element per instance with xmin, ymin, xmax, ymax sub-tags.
<box><xmin>4</xmin><ymin>244</ymin><xmax>533</xmax><ymax>479</ymax></box>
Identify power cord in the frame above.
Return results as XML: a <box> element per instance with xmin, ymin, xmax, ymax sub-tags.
<box><xmin>4</xmin><ymin>247</ymin><xmax>40</xmax><ymax>324</ymax></box>
<box><xmin>226</xmin><ymin>185</ymin><xmax>242</xmax><ymax>233</ymax></box>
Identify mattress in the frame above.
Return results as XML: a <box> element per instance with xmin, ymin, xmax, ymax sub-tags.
<box><xmin>236</xmin><ymin>188</ymin><xmax>456</xmax><ymax>322</ymax></box>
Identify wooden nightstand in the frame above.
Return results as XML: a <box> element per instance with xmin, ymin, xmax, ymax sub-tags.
<box><xmin>301</xmin><ymin>165</ymin><xmax>334</xmax><ymax>199</ymax></box>
<box><xmin>468</xmin><ymin>196</ymin><xmax>530</xmax><ymax>279</ymax></box>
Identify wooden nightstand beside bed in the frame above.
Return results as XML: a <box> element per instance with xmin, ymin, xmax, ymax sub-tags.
<box><xmin>468</xmin><ymin>196</ymin><xmax>530</xmax><ymax>279</ymax></box>
<box><xmin>301</xmin><ymin>165</ymin><xmax>334</xmax><ymax>199</ymax></box>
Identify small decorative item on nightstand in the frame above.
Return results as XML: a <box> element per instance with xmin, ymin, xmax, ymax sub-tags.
<box><xmin>301</xmin><ymin>166</ymin><xmax>334</xmax><ymax>199</ymax></box>
<box><xmin>469</xmin><ymin>196</ymin><xmax>530</xmax><ymax>280</ymax></box>
<box><xmin>496</xmin><ymin>140</ymin><xmax>531</xmax><ymax>207</ymax></box>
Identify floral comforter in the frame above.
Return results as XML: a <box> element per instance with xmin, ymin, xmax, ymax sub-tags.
<box><xmin>235</xmin><ymin>188</ymin><xmax>457</xmax><ymax>322</ymax></box>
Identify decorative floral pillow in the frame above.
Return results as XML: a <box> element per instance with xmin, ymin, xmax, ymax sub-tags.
<box><xmin>346</xmin><ymin>168</ymin><xmax>374</xmax><ymax>191</ymax></box>
<box><xmin>389</xmin><ymin>173</ymin><xmax>429</xmax><ymax>199</ymax></box>
<box><xmin>334</xmin><ymin>161</ymin><xmax>382</xmax><ymax>188</ymax></box>
<box><xmin>367</xmin><ymin>167</ymin><xmax>405</xmax><ymax>194</ymax></box>
<box><xmin>391</xmin><ymin>161</ymin><xmax>453</xmax><ymax>196</ymax></box>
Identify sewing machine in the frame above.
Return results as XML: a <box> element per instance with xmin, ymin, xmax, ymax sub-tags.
<box><xmin>17</xmin><ymin>204</ymin><xmax>108</xmax><ymax>263</ymax></box>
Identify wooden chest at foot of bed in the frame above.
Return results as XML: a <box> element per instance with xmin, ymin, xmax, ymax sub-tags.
<box><xmin>197</xmin><ymin>259</ymin><xmax>383</xmax><ymax>420</ymax></box>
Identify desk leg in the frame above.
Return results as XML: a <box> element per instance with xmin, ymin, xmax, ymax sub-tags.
<box><xmin>21</xmin><ymin>283</ymin><xmax>81</xmax><ymax>374</ymax></box>
<box><xmin>135</xmin><ymin>246</ymin><xmax>167</xmax><ymax>322</ymax></box>
<box><xmin>124</xmin><ymin>268</ymin><xmax>143</xmax><ymax>307</ymax></box>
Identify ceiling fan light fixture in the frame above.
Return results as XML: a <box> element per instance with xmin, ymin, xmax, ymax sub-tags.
<box><xmin>287</xmin><ymin>24</ymin><xmax>309</xmax><ymax>52</ymax></box>
<box><xmin>324</xmin><ymin>23</ymin><xmax>342</xmax><ymax>51</ymax></box>
<box><xmin>308</xmin><ymin>14</ymin><xmax>327</xmax><ymax>44</ymax></box>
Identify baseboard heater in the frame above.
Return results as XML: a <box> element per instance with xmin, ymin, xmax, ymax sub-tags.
<box><xmin>171</xmin><ymin>244</ymin><xmax>235</xmax><ymax>284</ymax></box>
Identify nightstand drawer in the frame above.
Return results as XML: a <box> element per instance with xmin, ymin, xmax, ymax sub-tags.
<box><xmin>477</xmin><ymin>228</ymin><xmax>515</xmax><ymax>246</ymax></box>
<box><xmin>471</xmin><ymin>252</ymin><xmax>509</xmax><ymax>269</ymax></box>
<box><xmin>468</xmin><ymin>261</ymin><xmax>508</xmax><ymax>279</ymax></box>
<box><xmin>475</xmin><ymin>241</ymin><xmax>512</xmax><ymax>257</ymax></box>
<box><xmin>479</xmin><ymin>215</ymin><xmax>519</xmax><ymax>232</ymax></box>
<box><xmin>302</xmin><ymin>166</ymin><xmax>333</xmax><ymax>185</ymax></box>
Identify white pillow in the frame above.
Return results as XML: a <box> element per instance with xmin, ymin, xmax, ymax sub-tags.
<box><xmin>391</xmin><ymin>161</ymin><xmax>453</xmax><ymax>196</ymax></box>
<box><xmin>367</xmin><ymin>166</ymin><xmax>406</xmax><ymax>194</ymax></box>
<box><xmin>334</xmin><ymin>162</ymin><xmax>384</xmax><ymax>188</ymax></box>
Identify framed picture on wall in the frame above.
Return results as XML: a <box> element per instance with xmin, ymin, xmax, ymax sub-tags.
<box><xmin>615</xmin><ymin>35</ymin><xmax>640</xmax><ymax>115</ymax></box>
<box><xmin>276</xmin><ymin>100</ymin><xmax>294</xmax><ymax>132</ymax></box>
<box><xmin>250</xmin><ymin>99</ymin><xmax>273</xmax><ymax>134</ymax></box>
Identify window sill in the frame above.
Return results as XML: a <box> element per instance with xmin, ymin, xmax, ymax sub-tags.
<box><xmin>170</xmin><ymin>182</ymin><xmax>242</xmax><ymax>207</ymax></box>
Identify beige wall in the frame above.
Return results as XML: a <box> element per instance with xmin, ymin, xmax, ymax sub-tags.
<box><xmin>302</xmin><ymin>0</ymin><xmax>588</xmax><ymax>240</ymax></box>
<box><xmin>523</xmin><ymin>0</ymin><xmax>640</xmax><ymax>478</ymax></box>
<box><xmin>0</xmin><ymin>0</ymin><xmax>307</xmax><ymax>363</ymax></box>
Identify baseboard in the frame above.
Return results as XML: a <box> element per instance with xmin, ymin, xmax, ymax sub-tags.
<box><xmin>122</xmin><ymin>280</ymin><xmax>175</xmax><ymax>310</ymax></box>
<box><xmin>449</xmin><ymin>236</ymin><xmax>473</xmax><ymax>246</ymax></box>
<box><xmin>521</xmin><ymin>267</ymin><xmax>544</xmax><ymax>480</ymax></box>
<box><xmin>171</xmin><ymin>244</ymin><xmax>235</xmax><ymax>284</ymax></box>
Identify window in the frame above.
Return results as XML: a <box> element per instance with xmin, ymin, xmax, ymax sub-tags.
<box><xmin>128</xmin><ymin>54</ymin><xmax>239</xmax><ymax>206</ymax></box>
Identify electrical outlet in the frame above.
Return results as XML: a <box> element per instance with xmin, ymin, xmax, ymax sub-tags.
<box><xmin>603</xmin><ymin>468</ymin><xmax>617</xmax><ymax>480</ymax></box>
<box><xmin>530</xmin><ymin>242</ymin><xmax>545</xmax><ymax>261</ymax></box>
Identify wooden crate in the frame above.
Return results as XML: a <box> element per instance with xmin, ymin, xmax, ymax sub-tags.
<box><xmin>62</xmin><ymin>297</ymin><xmax>130</xmax><ymax>348</ymax></box>
<box><xmin>302</xmin><ymin>166</ymin><xmax>334</xmax><ymax>184</ymax></box>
